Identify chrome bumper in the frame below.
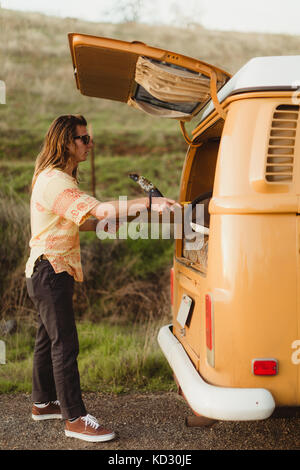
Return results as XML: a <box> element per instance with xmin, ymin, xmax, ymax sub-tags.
<box><xmin>157</xmin><ymin>324</ymin><xmax>275</xmax><ymax>421</ymax></box>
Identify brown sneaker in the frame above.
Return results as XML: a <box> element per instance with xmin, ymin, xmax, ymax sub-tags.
<box><xmin>65</xmin><ymin>414</ymin><xmax>116</xmax><ymax>442</ymax></box>
<box><xmin>32</xmin><ymin>401</ymin><xmax>62</xmax><ymax>421</ymax></box>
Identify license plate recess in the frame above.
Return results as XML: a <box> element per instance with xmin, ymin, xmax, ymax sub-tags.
<box><xmin>176</xmin><ymin>294</ymin><xmax>194</xmax><ymax>328</ymax></box>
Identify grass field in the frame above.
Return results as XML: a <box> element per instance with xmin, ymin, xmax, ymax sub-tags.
<box><xmin>0</xmin><ymin>7</ymin><xmax>299</xmax><ymax>393</ymax></box>
<box><xmin>0</xmin><ymin>320</ymin><xmax>175</xmax><ymax>394</ymax></box>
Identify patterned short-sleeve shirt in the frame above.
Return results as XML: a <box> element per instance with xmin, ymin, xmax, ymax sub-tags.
<box><xmin>25</xmin><ymin>168</ymin><xmax>100</xmax><ymax>282</ymax></box>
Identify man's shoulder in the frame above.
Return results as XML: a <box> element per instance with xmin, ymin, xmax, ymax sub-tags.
<box><xmin>40</xmin><ymin>168</ymin><xmax>75</xmax><ymax>181</ymax></box>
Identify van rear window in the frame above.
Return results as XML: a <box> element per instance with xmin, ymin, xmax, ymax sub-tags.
<box><xmin>134</xmin><ymin>84</ymin><xmax>199</xmax><ymax>114</ymax></box>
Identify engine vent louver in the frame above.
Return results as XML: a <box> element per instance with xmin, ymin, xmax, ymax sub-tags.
<box><xmin>265</xmin><ymin>104</ymin><xmax>299</xmax><ymax>182</ymax></box>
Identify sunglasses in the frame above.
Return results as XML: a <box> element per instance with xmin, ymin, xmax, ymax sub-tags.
<box><xmin>74</xmin><ymin>134</ymin><xmax>91</xmax><ymax>145</ymax></box>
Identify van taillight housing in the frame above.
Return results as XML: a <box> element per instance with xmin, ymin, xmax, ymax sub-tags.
<box><xmin>252</xmin><ymin>359</ymin><xmax>278</xmax><ymax>376</ymax></box>
<box><xmin>205</xmin><ymin>293</ymin><xmax>215</xmax><ymax>367</ymax></box>
<box><xmin>170</xmin><ymin>267</ymin><xmax>174</xmax><ymax>305</ymax></box>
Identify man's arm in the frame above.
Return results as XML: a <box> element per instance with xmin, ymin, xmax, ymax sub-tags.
<box><xmin>90</xmin><ymin>197</ymin><xmax>178</xmax><ymax>221</ymax></box>
<box><xmin>79</xmin><ymin>217</ymin><xmax>98</xmax><ymax>232</ymax></box>
<box><xmin>89</xmin><ymin>197</ymin><xmax>149</xmax><ymax>220</ymax></box>
<box><xmin>80</xmin><ymin>197</ymin><xmax>180</xmax><ymax>231</ymax></box>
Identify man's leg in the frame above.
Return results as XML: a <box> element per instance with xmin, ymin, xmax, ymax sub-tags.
<box><xmin>32</xmin><ymin>314</ymin><xmax>58</xmax><ymax>402</ymax></box>
<box><xmin>27</xmin><ymin>260</ymin><xmax>86</xmax><ymax>419</ymax></box>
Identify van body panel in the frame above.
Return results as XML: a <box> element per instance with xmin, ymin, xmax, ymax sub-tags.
<box><xmin>171</xmin><ymin>87</ymin><xmax>300</xmax><ymax>412</ymax></box>
<box><xmin>173</xmin><ymin>263</ymin><xmax>202</xmax><ymax>361</ymax></box>
<box><xmin>203</xmin><ymin>213</ymin><xmax>299</xmax><ymax>405</ymax></box>
<box><xmin>213</xmin><ymin>97</ymin><xmax>298</xmax><ymax>199</ymax></box>
<box><xmin>174</xmin><ymin>215</ymin><xmax>299</xmax><ymax>406</ymax></box>
<box><xmin>210</xmin><ymin>196</ymin><xmax>298</xmax><ymax>214</ymax></box>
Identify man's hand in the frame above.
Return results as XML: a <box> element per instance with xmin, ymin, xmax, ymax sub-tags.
<box><xmin>150</xmin><ymin>197</ymin><xmax>182</xmax><ymax>212</ymax></box>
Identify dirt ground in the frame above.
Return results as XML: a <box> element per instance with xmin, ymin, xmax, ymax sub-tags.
<box><xmin>0</xmin><ymin>392</ymin><xmax>300</xmax><ymax>452</ymax></box>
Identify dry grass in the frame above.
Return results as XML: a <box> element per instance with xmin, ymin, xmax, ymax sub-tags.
<box><xmin>0</xmin><ymin>190</ymin><xmax>172</xmax><ymax>327</ymax></box>
<box><xmin>0</xmin><ymin>192</ymin><xmax>33</xmax><ymax>325</ymax></box>
<box><xmin>2</xmin><ymin>8</ymin><xmax>300</xmax><ymax>74</ymax></box>
<box><xmin>1</xmin><ymin>7</ymin><xmax>300</xmax><ymax>136</ymax></box>
<box><xmin>75</xmin><ymin>237</ymin><xmax>173</xmax><ymax>323</ymax></box>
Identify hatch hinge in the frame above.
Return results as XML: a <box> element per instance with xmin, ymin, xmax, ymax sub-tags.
<box><xmin>179</xmin><ymin>69</ymin><xmax>227</xmax><ymax>146</ymax></box>
<box><xmin>209</xmin><ymin>69</ymin><xmax>227</xmax><ymax>121</ymax></box>
<box><xmin>179</xmin><ymin>121</ymin><xmax>203</xmax><ymax>148</ymax></box>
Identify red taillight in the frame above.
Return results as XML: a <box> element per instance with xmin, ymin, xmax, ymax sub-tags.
<box><xmin>205</xmin><ymin>293</ymin><xmax>215</xmax><ymax>367</ymax></box>
<box><xmin>170</xmin><ymin>267</ymin><xmax>174</xmax><ymax>305</ymax></box>
<box><xmin>252</xmin><ymin>359</ymin><xmax>278</xmax><ymax>376</ymax></box>
<box><xmin>205</xmin><ymin>294</ymin><xmax>213</xmax><ymax>350</ymax></box>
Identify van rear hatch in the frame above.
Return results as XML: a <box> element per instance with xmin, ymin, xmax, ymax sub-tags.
<box><xmin>68</xmin><ymin>33</ymin><xmax>231</xmax><ymax>122</ymax></box>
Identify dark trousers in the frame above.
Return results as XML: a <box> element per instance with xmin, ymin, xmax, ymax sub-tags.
<box><xmin>26</xmin><ymin>258</ymin><xmax>87</xmax><ymax>419</ymax></box>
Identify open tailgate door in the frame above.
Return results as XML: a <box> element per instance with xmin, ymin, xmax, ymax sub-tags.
<box><xmin>68</xmin><ymin>33</ymin><xmax>231</xmax><ymax>123</ymax></box>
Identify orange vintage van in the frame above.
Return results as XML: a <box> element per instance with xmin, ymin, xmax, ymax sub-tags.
<box><xmin>68</xmin><ymin>33</ymin><xmax>300</xmax><ymax>422</ymax></box>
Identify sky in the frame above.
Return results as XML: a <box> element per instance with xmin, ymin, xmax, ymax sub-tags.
<box><xmin>1</xmin><ymin>0</ymin><xmax>300</xmax><ymax>35</ymax></box>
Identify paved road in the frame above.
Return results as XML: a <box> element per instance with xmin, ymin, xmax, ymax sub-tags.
<box><xmin>0</xmin><ymin>392</ymin><xmax>299</xmax><ymax>451</ymax></box>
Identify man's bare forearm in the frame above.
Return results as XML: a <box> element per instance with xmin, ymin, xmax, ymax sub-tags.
<box><xmin>80</xmin><ymin>196</ymin><xmax>180</xmax><ymax>232</ymax></box>
<box><xmin>89</xmin><ymin>198</ymin><xmax>149</xmax><ymax>221</ymax></box>
<box><xmin>88</xmin><ymin>196</ymin><xmax>180</xmax><ymax>225</ymax></box>
<box><xmin>79</xmin><ymin>217</ymin><xmax>98</xmax><ymax>231</ymax></box>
